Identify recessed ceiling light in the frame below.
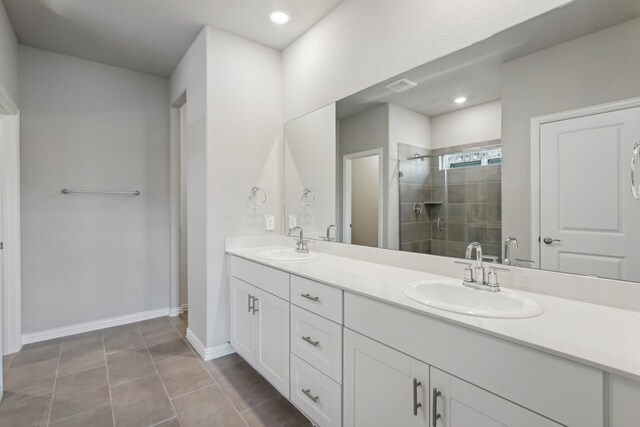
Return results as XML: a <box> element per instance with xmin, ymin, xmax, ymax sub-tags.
<box><xmin>454</xmin><ymin>96</ymin><xmax>467</xmax><ymax>104</ymax></box>
<box><xmin>270</xmin><ymin>10</ymin><xmax>291</xmax><ymax>24</ymax></box>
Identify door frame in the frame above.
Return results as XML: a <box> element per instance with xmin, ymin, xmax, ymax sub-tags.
<box><xmin>530</xmin><ymin>96</ymin><xmax>640</xmax><ymax>268</ymax></box>
<box><xmin>342</xmin><ymin>148</ymin><xmax>384</xmax><ymax>247</ymax></box>
<box><xmin>0</xmin><ymin>80</ymin><xmax>21</xmax><ymax>354</ymax></box>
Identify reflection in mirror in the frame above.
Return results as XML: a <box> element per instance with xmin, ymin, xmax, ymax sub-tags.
<box><xmin>284</xmin><ymin>104</ymin><xmax>336</xmax><ymax>240</ymax></box>
<box><xmin>285</xmin><ymin>0</ymin><xmax>640</xmax><ymax>283</ymax></box>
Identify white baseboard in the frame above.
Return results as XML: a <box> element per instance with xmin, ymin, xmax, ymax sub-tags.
<box><xmin>186</xmin><ymin>328</ymin><xmax>235</xmax><ymax>361</ymax></box>
<box><xmin>22</xmin><ymin>307</ymin><xmax>171</xmax><ymax>345</ymax></box>
<box><xmin>169</xmin><ymin>304</ymin><xmax>187</xmax><ymax>317</ymax></box>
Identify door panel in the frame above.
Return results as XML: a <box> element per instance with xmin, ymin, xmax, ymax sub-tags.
<box><xmin>344</xmin><ymin>329</ymin><xmax>428</xmax><ymax>427</ymax></box>
<box><xmin>254</xmin><ymin>287</ymin><xmax>290</xmax><ymax>397</ymax></box>
<box><xmin>540</xmin><ymin>106</ymin><xmax>640</xmax><ymax>280</ymax></box>
<box><xmin>431</xmin><ymin>368</ymin><xmax>561</xmax><ymax>427</ymax></box>
<box><xmin>229</xmin><ymin>277</ymin><xmax>255</xmax><ymax>362</ymax></box>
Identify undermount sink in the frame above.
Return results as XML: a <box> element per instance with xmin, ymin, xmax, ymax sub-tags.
<box><xmin>403</xmin><ymin>280</ymin><xmax>543</xmax><ymax>318</ymax></box>
<box><xmin>256</xmin><ymin>248</ymin><xmax>317</xmax><ymax>261</ymax></box>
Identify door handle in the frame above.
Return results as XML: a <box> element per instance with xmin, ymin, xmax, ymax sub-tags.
<box><xmin>412</xmin><ymin>378</ymin><xmax>422</xmax><ymax>416</ymax></box>
<box><xmin>432</xmin><ymin>388</ymin><xmax>442</xmax><ymax>427</ymax></box>
<box><xmin>632</xmin><ymin>141</ymin><xmax>640</xmax><ymax>200</ymax></box>
<box><xmin>301</xmin><ymin>336</ymin><xmax>320</xmax><ymax>347</ymax></box>
<box><xmin>542</xmin><ymin>237</ymin><xmax>561</xmax><ymax>245</ymax></box>
<box><xmin>302</xmin><ymin>388</ymin><xmax>320</xmax><ymax>403</ymax></box>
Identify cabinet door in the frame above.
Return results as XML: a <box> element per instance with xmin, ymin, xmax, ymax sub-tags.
<box><xmin>344</xmin><ymin>329</ymin><xmax>429</xmax><ymax>427</ymax></box>
<box><xmin>229</xmin><ymin>277</ymin><xmax>255</xmax><ymax>363</ymax></box>
<box><xmin>430</xmin><ymin>368</ymin><xmax>562</xmax><ymax>427</ymax></box>
<box><xmin>254</xmin><ymin>287</ymin><xmax>290</xmax><ymax>397</ymax></box>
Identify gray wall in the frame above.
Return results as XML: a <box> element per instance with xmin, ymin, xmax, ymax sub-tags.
<box><xmin>502</xmin><ymin>17</ymin><xmax>640</xmax><ymax>260</ymax></box>
<box><xmin>0</xmin><ymin>1</ymin><xmax>17</xmax><ymax>103</ymax></box>
<box><xmin>19</xmin><ymin>46</ymin><xmax>171</xmax><ymax>334</ymax></box>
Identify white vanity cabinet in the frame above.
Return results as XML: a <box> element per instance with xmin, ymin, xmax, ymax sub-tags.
<box><xmin>343</xmin><ymin>329</ymin><xmax>430</xmax><ymax>427</ymax></box>
<box><xmin>229</xmin><ymin>259</ymin><xmax>290</xmax><ymax>397</ymax></box>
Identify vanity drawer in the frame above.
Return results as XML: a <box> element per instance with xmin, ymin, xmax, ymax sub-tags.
<box><xmin>291</xmin><ymin>305</ymin><xmax>342</xmax><ymax>383</ymax></box>
<box><xmin>290</xmin><ymin>354</ymin><xmax>342</xmax><ymax>427</ymax></box>
<box><xmin>229</xmin><ymin>256</ymin><xmax>289</xmax><ymax>301</ymax></box>
<box><xmin>291</xmin><ymin>275</ymin><xmax>342</xmax><ymax>323</ymax></box>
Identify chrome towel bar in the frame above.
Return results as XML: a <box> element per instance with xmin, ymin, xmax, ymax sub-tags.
<box><xmin>61</xmin><ymin>189</ymin><xmax>141</xmax><ymax>196</ymax></box>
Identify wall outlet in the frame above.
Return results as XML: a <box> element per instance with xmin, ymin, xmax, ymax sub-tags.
<box><xmin>288</xmin><ymin>215</ymin><xmax>297</xmax><ymax>229</ymax></box>
<box><xmin>265</xmin><ymin>215</ymin><xmax>275</xmax><ymax>231</ymax></box>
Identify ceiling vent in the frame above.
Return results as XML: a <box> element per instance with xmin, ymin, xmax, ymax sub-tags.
<box><xmin>385</xmin><ymin>78</ymin><xmax>418</xmax><ymax>93</ymax></box>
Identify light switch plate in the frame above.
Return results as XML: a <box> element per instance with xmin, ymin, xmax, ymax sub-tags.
<box><xmin>265</xmin><ymin>215</ymin><xmax>275</xmax><ymax>231</ymax></box>
<box><xmin>288</xmin><ymin>215</ymin><xmax>297</xmax><ymax>228</ymax></box>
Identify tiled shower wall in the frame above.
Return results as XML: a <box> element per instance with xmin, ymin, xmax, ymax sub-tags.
<box><xmin>398</xmin><ymin>142</ymin><xmax>502</xmax><ymax>260</ymax></box>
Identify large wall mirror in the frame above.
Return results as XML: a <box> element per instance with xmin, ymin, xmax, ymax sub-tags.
<box><xmin>284</xmin><ymin>0</ymin><xmax>640</xmax><ymax>283</ymax></box>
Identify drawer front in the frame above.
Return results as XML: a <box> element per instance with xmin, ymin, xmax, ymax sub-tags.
<box><xmin>291</xmin><ymin>305</ymin><xmax>342</xmax><ymax>383</ymax></box>
<box><xmin>291</xmin><ymin>275</ymin><xmax>342</xmax><ymax>323</ymax></box>
<box><xmin>290</xmin><ymin>354</ymin><xmax>342</xmax><ymax>427</ymax></box>
<box><xmin>230</xmin><ymin>256</ymin><xmax>289</xmax><ymax>301</ymax></box>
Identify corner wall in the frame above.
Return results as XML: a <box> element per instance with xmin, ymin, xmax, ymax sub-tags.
<box><xmin>170</xmin><ymin>26</ymin><xmax>283</xmax><ymax>352</ymax></box>
<box><xmin>0</xmin><ymin>1</ymin><xmax>17</xmax><ymax>103</ymax></box>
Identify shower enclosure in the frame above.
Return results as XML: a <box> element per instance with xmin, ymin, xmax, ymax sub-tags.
<box><xmin>398</xmin><ymin>142</ymin><xmax>503</xmax><ymax>261</ymax></box>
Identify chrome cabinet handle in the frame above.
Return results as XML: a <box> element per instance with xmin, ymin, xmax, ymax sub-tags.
<box><xmin>302</xmin><ymin>336</ymin><xmax>320</xmax><ymax>347</ymax></box>
<box><xmin>302</xmin><ymin>388</ymin><xmax>319</xmax><ymax>403</ymax></box>
<box><xmin>542</xmin><ymin>237</ymin><xmax>561</xmax><ymax>245</ymax></box>
<box><xmin>412</xmin><ymin>378</ymin><xmax>422</xmax><ymax>416</ymax></box>
<box><xmin>247</xmin><ymin>295</ymin><xmax>253</xmax><ymax>313</ymax></box>
<box><xmin>432</xmin><ymin>388</ymin><xmax>442</xmax><ymax>427</ymax></box>
<box><xmin>301</xmin><ymin>293</ymin><xmax>319</xmax><ymax>302</ymax></box>
<box><xmin>251</xmin><ymin>298</ymin><xmax>259</xmax><ymax>315</ymax></box>
<box><xmin>632</xmin><ymin>142</ymin><xmax>640</xmax><ymax>200</ymax></box>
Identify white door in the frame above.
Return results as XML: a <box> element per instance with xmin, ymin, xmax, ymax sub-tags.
<box><xmin>540</xmin><ymin>107</ymin><xmax>640</xmax><ymax>281</ymax></box>
<box><xmin>0</xmin><ymin>117</ymin><xmax>4</xmax><ymax>395</ymax></box>
<box><xmin>344</xmin><ymin>329</ymin><xmax>429</xmax><ymax>427</ymax></box>
<box><xmin>229</xmin><ymin>277</ymin><xmax>255</xmax><ymax>362</ymax></box>
<box><xmin>253</xmin><ymin>287</ymin><xmax>290</xmax><ymax>397</ymax></box>
<box><xmin>430</xmin><ymin>368</ymin><xmax>561</xmax><ymax>427</ymax></box>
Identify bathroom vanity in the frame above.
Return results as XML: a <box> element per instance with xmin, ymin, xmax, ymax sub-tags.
<box><xmin>226</xmin><ymin>246</ymin><xmax>640</xmax><ymax>427</ymax></box>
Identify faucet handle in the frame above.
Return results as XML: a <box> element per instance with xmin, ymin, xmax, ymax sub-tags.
<box><xmin>454</xmin><ymin>261</ymin><xmax>474</xmax><ymax>283</ymax></box>
<box><xmin>487</xmin><ymin>266</ymin><xmax>509</xmax><ymax>288</ymax></box>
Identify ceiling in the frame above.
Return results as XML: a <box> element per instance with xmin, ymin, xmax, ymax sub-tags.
<box><xmin>2</xmin><ymin>0</ymin><xmax>344</xmax><ymax>77</ymax></box>
<box><xmin>337</xmin><ymin>0</ymin><xmax>640</xmax><ymax>119</ymax></box>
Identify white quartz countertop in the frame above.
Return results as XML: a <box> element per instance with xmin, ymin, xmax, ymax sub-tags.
<box><xmin>227</xmin><ymin>246</ymin><xmax>640</xmax><ymax>381</ymax></box>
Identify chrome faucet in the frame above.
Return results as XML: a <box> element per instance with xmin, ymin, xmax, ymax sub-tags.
<box><xmin>288</xmin><ymin>226</ymin><xmax>309</xmax><ymax>253</ymax></box>
<box><xmin>503</xmin><ymin>237</ymin><xmax>518</xmax><ymax>266</ymax></box>
<box><xmin>325</xmin><ymin>225</ymin><xmax>337</xmax><ymax>242</ymax></box>
<box><xmin>465</xmin><ymin>242</ymin><xmax>485</xmax><ymax>286</ymax></box>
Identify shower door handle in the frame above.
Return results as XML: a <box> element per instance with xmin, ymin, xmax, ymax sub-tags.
<box><xmin>632</xmin><ymin>142</ymin><xmax>640</xmax><ymax>200</ymax></box>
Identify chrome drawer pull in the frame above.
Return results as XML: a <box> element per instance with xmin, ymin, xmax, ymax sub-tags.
<box><xmin>413</xmin><ymin>378</ymin><xmax>422</xmax><ymax>416</ymax></box>
<box><xmin>432</xmin><ymin>388</ymin><xmax>442</xmax><ymax>427</ymax></box>
<box><xmin>302</xmin><ymin>336</ymin><xmax>320</xmax><ymax>347</ymax></box>
<box><xmin>302</xmin><ymin>388</ymin><xmax>320</xmax><ymax>403</ymax></box>
<box><xmin>301</xmin><ymin>293</ymin><xmax>320</xmax><ymax>302</ymax></box>
<box><xmin>252</xmin><ymin>298</ymin><xmax>259</xmax><ymax>315</ymax></box>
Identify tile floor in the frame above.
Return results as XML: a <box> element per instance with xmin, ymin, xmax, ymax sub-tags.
<box><xmin>0</xmin><ymin>316</ymin><xmax>313</xmax><ymax>427</ymax></box>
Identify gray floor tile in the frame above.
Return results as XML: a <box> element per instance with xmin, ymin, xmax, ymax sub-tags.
<box><xmin>241</xmin><ymin>396</ymin><xmax>312</xmax><ymax>427</ymax></box>
<box><xmin>169</xmin><ymin>316</ymin><xmax>187</xmax><ymax>337</ymax></box>
<box><xmin>106</xmin><ymin>346</ymin><xmax>156</xmax><ymax>386</ymax></box>
<box><xmin>10</xmin><ymin>339</ymin><xmax>61</xmax><ymax>368</ymax></box>
<box><xmin>214</xmin><ymin>359</ymin><xmax>280</xmax><ymax>412</ymax></box>
<box><xmin>172</xmin><ymin>385</ymin><xmax>246</xmax><ymax>427</ymax></box>
<box><xmin>138</xmin><ymin>317</ymin><xmax>173</xmax><ymax>337</ymax></box>
<box><xmin>2</xmin><ymin>353</ymin><xmax>16</xmax><ymax>377</ymax></box>
<box><xmin>57</xmin><ymin>340</ymin><xmax>106</xmax><ymax>377</ymax></box>
<box><xmin>50</xmin><ymin>404</ymin><xmax>114</xmax><ymax>427</ymax></box>
<box><xmin>50</xmin><ymin>366</ymin><xmax>111</xmax><ymax>422</ymax></box>
<box><xmin>0</xmin><ymin>393</ymin><xmax>52</xmax><ymax>427</ymax></box>
<box><xmin>145</xmin><ymin>331</ymin><xmax>191</xmax><ymax>363</ymax></box>
<box><xmin>61</xmin><ymin>331</ymin><xmax>103</xmax><ymax>349</ymax></box>
<box><xmin>202</xmin><ymin>352</ymin><xmax>242</xmax><ymax>379</ymax></box>
<box><xmin>156</xmin><ymin>352</ymin><xmax>213</xmax><ymax>398</ymax></box>
<box><xmin>103</xmin><ymin>324</ymin><xmax>144</xmax><ymax>354</ymax></box>
<box><xmin>1</xmin><ymin>357</ymin><xmax>58</xmax><ymax>405</ymax></box>
<box><xmin>111</xmin><ymin>374</ymin><xmax>175</xmax><ymax>427</ymax></box>
<box><xmin>151</xmin><ymin>417</ymin><xmax>181</xmax><ymax>427</ymax></box>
